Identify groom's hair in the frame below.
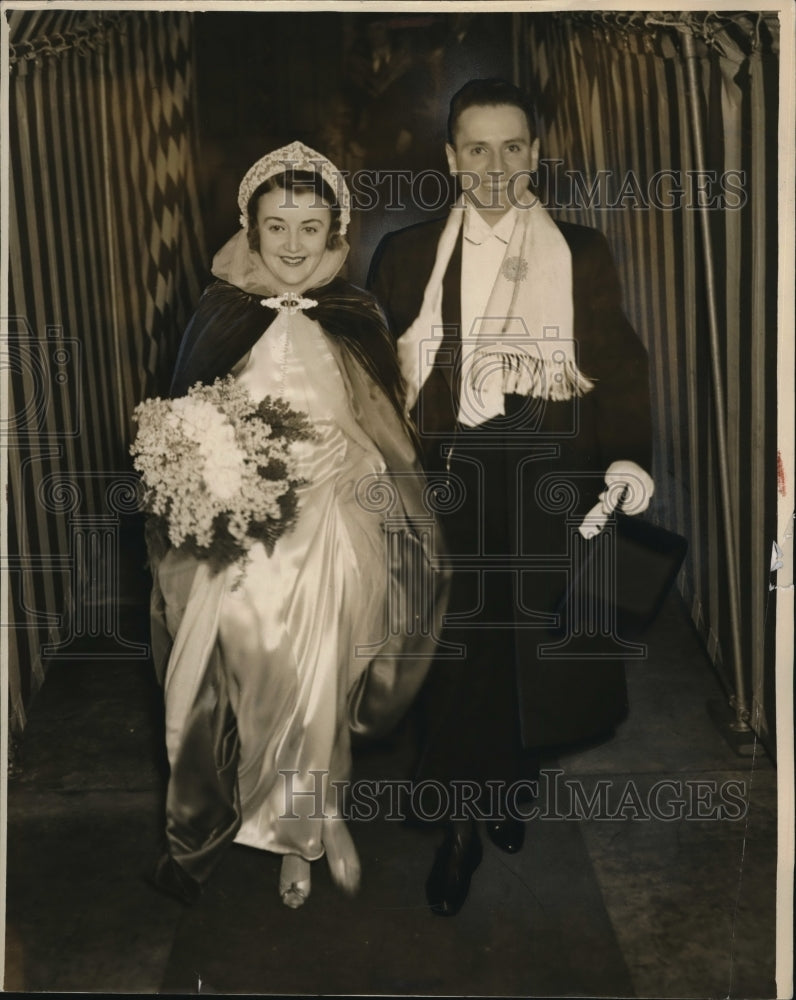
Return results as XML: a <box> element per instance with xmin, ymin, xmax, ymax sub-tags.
<box><xmin>447</xmin><ymin>78</ymin><xmax>536</xmax><ymax>145</ymax></box>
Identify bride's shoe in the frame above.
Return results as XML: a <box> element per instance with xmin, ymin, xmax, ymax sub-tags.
<box><xmin>279</xmin><ymin>854</ymin><xmax>311</xmax><ymax>909</ymax></box>
<box><xmin>322</xmin><ymin>818</ymin><xmax>361</xmax><ymax>895</ymax></box>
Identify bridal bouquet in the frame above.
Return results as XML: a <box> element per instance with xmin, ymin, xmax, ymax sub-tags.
<box><xmin>131</xmin><ymin>376</ymin><xmax>314</xmax><ymax>571</ymax></box>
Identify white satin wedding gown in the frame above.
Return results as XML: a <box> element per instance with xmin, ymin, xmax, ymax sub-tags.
<box><xmin>178</xmin><ymin>308</ymin><xmax>389</xmax><ymax>863</ymax></box>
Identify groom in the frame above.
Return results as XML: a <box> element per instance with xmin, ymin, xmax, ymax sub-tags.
<box><xmin>368</xmin><ymin>78</ymin><xmax>653</xmax><ymax>916</ymax></box>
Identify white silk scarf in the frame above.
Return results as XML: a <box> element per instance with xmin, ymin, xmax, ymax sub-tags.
<box><xmin>397</xmin><ymin>195</ymin><xmax>595</xmax><ymax>426</ymax></box>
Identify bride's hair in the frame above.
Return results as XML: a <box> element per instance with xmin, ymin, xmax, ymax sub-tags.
<box><xmin>246</xmin><ymin>170</ymin><xmax>343</xmax><ymax>252</ymax></box>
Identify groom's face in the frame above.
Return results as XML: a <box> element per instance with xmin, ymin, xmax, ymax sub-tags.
<box><xmin>446</xmin><ymin>103</ymin><xmax>539</xmax><ymax>214</ymax></box>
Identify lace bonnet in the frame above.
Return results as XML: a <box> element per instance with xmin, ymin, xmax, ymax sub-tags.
<box><xmin>237</xmin><ymin>140</ymin><xmax>351</xmax><ymax>236</ymax></box>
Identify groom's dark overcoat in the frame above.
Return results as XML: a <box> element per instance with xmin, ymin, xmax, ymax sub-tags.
<box><xmin>368</xmin><ymin>213</ymin><xmax>652</xmax><ymax>774</ymax></box>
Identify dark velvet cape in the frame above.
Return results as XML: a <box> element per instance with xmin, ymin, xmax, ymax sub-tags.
<box><xmin>170</xmin><ymin>277</ymin><xmax>407</xmax><ymax>428</ymax></box>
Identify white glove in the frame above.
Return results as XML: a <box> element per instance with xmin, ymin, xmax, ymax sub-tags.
<box><xmin>578</xmin><ymin>460</ymin><xmax>655</xmax><ymax>539</ymax></box>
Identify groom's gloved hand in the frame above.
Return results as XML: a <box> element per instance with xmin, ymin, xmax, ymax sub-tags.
<box><xmin>578</xmin><ymin>460</ymin><xmax>655</xmax><ymax>539</ymax></box>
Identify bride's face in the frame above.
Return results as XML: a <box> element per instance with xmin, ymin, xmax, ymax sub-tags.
<box><xmin>255</xmin><ymin>188</ymin><xmax>332</xmax><ymax>288</ymax></box>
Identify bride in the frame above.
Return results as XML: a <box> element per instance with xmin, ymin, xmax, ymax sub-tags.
<box><xmin>148</xmin><ymin>142</ymin><xmax>445</xmax><ymax>909</ymax></box>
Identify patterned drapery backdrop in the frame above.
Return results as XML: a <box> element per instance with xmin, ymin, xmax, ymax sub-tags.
<box><xmin>6</xmin><ymin>10</ymin><xmax>207</xmax><ymax>730</ymax></box>
<box><xmin>524</xmin><ymin>12</ymin><xmax>779</xmax><ymax>744</ymax></box>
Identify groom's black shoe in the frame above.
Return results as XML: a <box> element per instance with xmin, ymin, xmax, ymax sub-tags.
<box><xmin>425</xmin><ymin>822</ymin><xmax>483</xmax><ymax>917</ymax></box>
<box><xmin>485</xmin><ymin>816</ymin><xmax>525</xmax><ymax>854</ymax></box>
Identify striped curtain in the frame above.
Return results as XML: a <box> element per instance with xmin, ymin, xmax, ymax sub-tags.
<box><xmin>524</xmin><ymin>12</ymin><xmax>779</xmax><ymax>743</ymax></box>
<box><xmin>6</xmin><ymin>11</ymin><xmax>207</xmax><ymax>730</ymax></box>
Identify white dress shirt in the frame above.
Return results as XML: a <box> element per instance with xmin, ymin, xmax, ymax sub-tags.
<box><xmin>458</xmin><ymin>202</ymin><xmax>516</xmax><ymax>425</ymax></box>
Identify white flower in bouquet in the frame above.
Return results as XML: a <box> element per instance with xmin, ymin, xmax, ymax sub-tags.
<box><xmin>131</xmin><ymin>376</ymin><xmax>314</xmax><ymax>570</ymax></box>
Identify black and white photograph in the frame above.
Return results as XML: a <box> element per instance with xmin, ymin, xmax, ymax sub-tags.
<box><xmin>1</xmin><ymin>1</ymin><xmax>794</xmax><ymax>996</ymax></box>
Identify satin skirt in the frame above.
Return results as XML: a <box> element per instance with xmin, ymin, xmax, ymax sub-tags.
<box><xmin>218</xmin><ymin>419</ymin><xmax>387</xmax><ymax>860</ymax></box>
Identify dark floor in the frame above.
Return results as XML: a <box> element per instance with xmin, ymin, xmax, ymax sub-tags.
<box><xmin>4</xmin><ymin>570</ymin><xmax>778</xmax><ymax>996</ymax></box>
